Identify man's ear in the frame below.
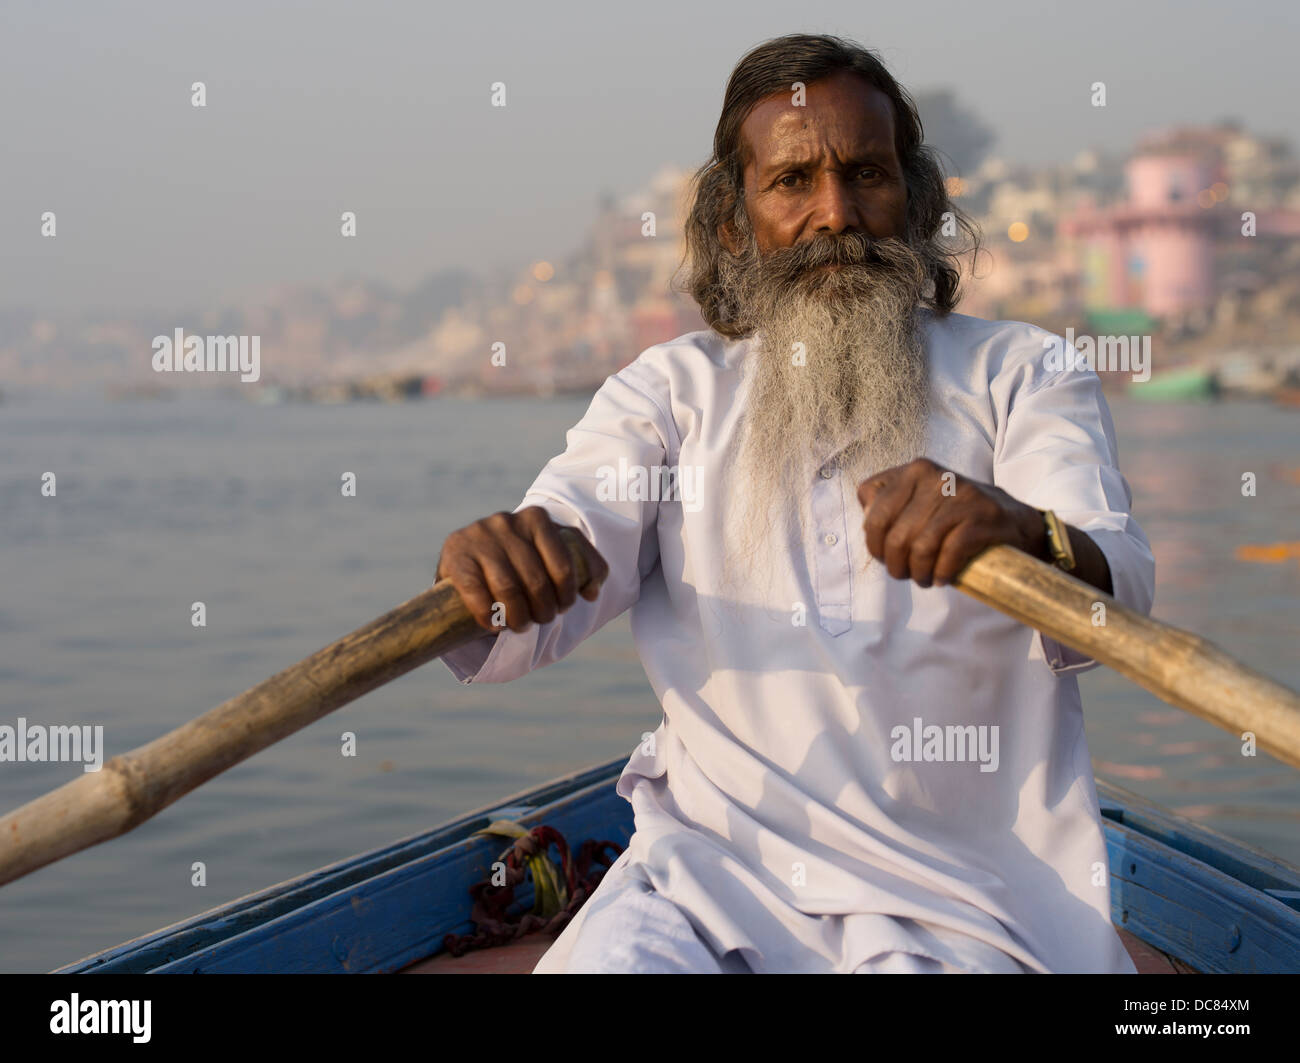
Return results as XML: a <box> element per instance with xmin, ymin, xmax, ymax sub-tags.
<box><xmin>718</xmin><ymin>219</ymin><xmax>740</xmax><ymax>257</ymax></box>
<box><xmin>718</xmin><ymin>191</ymin><xmax>746</xmax><ymax>257</ymax></box>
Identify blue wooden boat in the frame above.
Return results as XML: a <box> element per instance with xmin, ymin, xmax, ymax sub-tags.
<box><xmin>55</xmin><ymin>755</ymin><xmax>1300</xmax><ymax>974</ymax></box>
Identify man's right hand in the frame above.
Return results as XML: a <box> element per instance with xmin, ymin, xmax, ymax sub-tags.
<box><xmin>435</xmin><ymin>507</ymin><xmax>609</xmax><ymax>634</ymax></box>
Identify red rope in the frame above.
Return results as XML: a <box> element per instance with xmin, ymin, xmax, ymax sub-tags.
<box><xmin>441</xmin><ymin>828</ymin><xmax>623</xmax><ymax>957</ymax></box>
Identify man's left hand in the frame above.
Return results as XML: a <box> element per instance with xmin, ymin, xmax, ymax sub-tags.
<box><xmin>857</xmin><ymin>458</ymin><xmax>1047</xmax><ymax>588</ymax></box>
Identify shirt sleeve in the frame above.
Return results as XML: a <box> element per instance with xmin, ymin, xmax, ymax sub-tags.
<box><xmin>991</xmin><ymin>355</ymin><xmax>1156</xmax><ymax>676</ymax></box>
<box><xmin>440</xmin><ymin>360</ymin><xmax>673</xmax><ymax>684</ymax></box>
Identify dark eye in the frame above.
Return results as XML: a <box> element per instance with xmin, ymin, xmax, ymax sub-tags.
<box><xmin>778</xmin><ymin>173</ymin><xmax>803</xmax><ymax>187</ymax></box>
<box><xmin>857</xmin><ymin>167</ymin><xmax>881</xmax><ymax>180</ymax></box>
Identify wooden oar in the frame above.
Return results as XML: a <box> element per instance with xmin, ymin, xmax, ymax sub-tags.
<box><xmin>955</xmin><ymin>544</ymin><xmax>1300</xmax><ymax>768</ymax></box>
<box><xmin>0</xmin><ymin>535</ymin><xmax>595</xmax><ymax>888</ymax></box>
<box><xmin>1</xmin><ymin>531</ymin><xmax>1299</xmax><ymax>888</ymax></box>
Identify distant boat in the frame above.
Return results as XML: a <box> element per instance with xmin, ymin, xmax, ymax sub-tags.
<box><xmin>252</xmin><ymin>385</ymin><xmax>286</xmax><ymax>405</ymax></box>
<box><xmin>1128</xmin><ymin>367</ymin><xmax>1218</xmax><ymax>401</ymax></box>
<box><xmin>54</xmin><ymin>756</ymin><xmax>1300</xmax><ymax>974</ymax></box>
<box><xmin>104</xmin><ymin>383</ymin><xmax>174</xmax><ymax>401</ymax></box>
<box><xmin>1235</xmin><ymin>541</ymin><xmax>1300</xmax><ymax>564</ymax></box>
<box><xmin>1275</xmin><ymin>386</ymin><xmax>1300</xmax><ymax>409</ymax></box>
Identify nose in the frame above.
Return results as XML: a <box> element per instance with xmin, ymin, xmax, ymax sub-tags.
<box><xmin>809</xmin><ymin>173</ymin><xmax>863</xmax><ymax>235</ymax></box>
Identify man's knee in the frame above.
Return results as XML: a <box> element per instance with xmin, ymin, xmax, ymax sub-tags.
<box><xmin>549</xmin><ymin>876</ymin><xmax>735</xmax><ymax>974</ymax></box>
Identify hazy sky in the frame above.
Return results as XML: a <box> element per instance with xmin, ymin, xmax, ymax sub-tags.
<box><xmin>3</xmin><ymin>0</ymin><xmax>1296</xmax><ymax>314</ymax></box>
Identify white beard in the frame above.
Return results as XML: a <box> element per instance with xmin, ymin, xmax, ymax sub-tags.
<box><xmin>717</xmin><ymin>232</ymin><xmax>932</xmax><ymax>594</ymax></box>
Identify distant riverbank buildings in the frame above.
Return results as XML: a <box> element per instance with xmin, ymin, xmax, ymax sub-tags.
<box><xmin>8</xmin><ymin>125</ymin><xmax>1297</xmax><ymax>398</ymax></box>
<box><xmin>959</xmin><ymin>123</ymin><xmax>1300</xmax><ymax>344</ymax></box>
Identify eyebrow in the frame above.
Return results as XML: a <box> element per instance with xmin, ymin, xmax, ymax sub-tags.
<box><xmin>758</xmin><ymin>151</ymin><xmax>890</xmax><ymax>179</ymax></box>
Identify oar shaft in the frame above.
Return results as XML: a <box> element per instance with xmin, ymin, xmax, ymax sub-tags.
<box><xmin>0</xmin><ymin>531</ymin><xmax>591</xmax><ymax>888</ymax></box>
<box><xmin>955</xmin><ymin>545</ymin><xmax>1300</xmax><ymax>769</ymax></box>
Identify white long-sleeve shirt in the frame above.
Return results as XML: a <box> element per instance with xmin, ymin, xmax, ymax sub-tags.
<box><xmin>442</xmin><ymin>309</ymin><xmax>1156</xmax><ymax>973</ymax></box>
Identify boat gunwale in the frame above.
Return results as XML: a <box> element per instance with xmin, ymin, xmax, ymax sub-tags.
<box><xmin>139</xmin><ymin>772</ymin><xmax>632</xmax><ymax>973</ymax></box>
<box><xmin>55</xmin><ymin>756</ymin><xmax>629</xmax><ymax>973</ymax></box>
<box><xmin>1096</xmin><ymin>778</ymin><xmax>1300</xmax><ymax>894</ymax></box>
<box><xmin>1105</xmin><ymin>817</ymin><xmax>1300</xmax><ymax>972</ymax></box>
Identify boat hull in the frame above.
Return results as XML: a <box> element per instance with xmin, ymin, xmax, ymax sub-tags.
<box><xmin>57</xmin><ymin>759</ymin><xmax>1300</xmax><ymax>974</ymax></box>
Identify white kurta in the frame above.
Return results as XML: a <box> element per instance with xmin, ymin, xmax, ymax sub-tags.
<box><xmin>442</xmin><ymin>309</ymin><xmax>1156</xmax><ymax>973</ymax></box>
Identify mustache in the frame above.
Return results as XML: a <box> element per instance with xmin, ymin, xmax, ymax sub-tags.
<box><xmin>748</xmin><ymin>232</ymin><xmax>927</xmax><ymax>291</ymax></box>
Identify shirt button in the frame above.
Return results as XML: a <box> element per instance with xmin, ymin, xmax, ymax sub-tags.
<box><xmin>824</xmin><ymin>533</ymin><xmax>838</xmax><ymax>546</ymax></box>
<box><xmin>819</xmin><ymin>466</ymin><xmax>834</xmax><ymax>479</ymax></box>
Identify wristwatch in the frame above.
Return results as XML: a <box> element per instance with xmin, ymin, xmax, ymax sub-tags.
<box><xmin>1041</xmin><ymin>509</ymin><xmax>1076</xmax><ymax>572</ymax></box>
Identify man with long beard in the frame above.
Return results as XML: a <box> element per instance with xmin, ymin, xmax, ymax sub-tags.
<box><xmin>437</xmin><ymin>33</ymin><xmax>1154</xmax><ymax>973</ymax></box>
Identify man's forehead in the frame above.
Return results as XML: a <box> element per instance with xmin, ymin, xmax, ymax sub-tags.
<box><xmin>739</xmin><ymin>74</ymin><xmax>897</xmax><ymax>171</ymax></box>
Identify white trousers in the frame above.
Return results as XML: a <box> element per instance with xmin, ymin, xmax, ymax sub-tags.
<box><xmin>533</xmin><ymin>861</ymin><xmax>1025</xmax><ymax>974</ymax></box>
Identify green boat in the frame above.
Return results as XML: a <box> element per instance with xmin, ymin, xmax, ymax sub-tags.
<box><xmin>1128</xmin><ymin>367</ymin><xmax>1218</xmax><ymax>401</ymax></box>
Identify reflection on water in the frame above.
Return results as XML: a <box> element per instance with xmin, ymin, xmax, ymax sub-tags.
<box><xmin>0</xmin><ymin>393</ymin><xmax>1295</xmax><ymax>971</ymax></box>
<box><xmin>1081</xmin><ymin>397</ymin><xmax>1300</xmax><ymax>859</ymax></box>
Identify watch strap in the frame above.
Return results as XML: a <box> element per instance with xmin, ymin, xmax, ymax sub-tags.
<box><xmin>1041</xmin><ymin>509</ymin><xmax>1076</xmax><ymax>572</ymax></box>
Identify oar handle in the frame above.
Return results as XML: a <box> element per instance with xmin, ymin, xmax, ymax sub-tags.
<box><xmin>0</xmin><ymin>526</ymin><xmax>595</xmax><ymax>888</ymax></box>
<box><xmin>954</xmin><ymin>545</ymin><xmax>1300</xmax><ymax>769</ymax></box>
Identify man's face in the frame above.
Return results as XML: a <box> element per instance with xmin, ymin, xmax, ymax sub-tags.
<box><xmin>729</xmin><ymin>71</ymin><xmax>908</xmax><ymax>258</ymax></box>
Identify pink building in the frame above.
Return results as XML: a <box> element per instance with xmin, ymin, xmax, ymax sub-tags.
<box><xmin>1062</xmin><ymin>151</ymin><xmax>1217</xmax><ymax>319</ymax></box>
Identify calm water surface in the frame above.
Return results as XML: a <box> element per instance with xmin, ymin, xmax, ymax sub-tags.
<box><xmin>0</xmin><ymin>393</ymin><xmax>1296</xmax><ymax>972</ymax></box>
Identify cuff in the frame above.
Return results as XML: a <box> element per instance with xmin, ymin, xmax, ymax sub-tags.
<box><xmin>435</xmin><ymin>494</ymin><xmax>592</xmax><ymax>686</ymax></box>
<box><xmin>1036</xmin><ymin>526</ymin><xmax>1155</xmax><ymax>676</ymax></box>
<box><xmin>441</xmin><ymin>631</ymin><xmax>501</xmax><ymax>685</ymax></box>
